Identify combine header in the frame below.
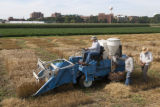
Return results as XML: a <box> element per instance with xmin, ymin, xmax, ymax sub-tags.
<box><xmin>32</xmin><ymin>38</ymin><xmax>126</xmax><ymax>96</ymax></box>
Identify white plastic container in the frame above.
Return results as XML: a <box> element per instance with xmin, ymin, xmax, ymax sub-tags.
<box><xmin>106</xmin><ymin>38</ymin><xmax>121</xmax><ymax>56</ymax></box>
<box><xmin>98</xmin><ymin>38</ymin><xmax>122</xmax><ymax>59</ymax></box>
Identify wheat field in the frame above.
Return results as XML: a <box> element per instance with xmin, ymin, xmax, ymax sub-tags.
<box><xmin>0</xmin><ymin>34</ymin><xmax>160</xmax><ymax>107</ymax></box>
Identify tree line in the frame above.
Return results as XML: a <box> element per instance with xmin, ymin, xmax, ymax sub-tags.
<box><xmin>28</xmin><ymin>14</ymin><xmax>160</xmax><ymax>23</ymax></box>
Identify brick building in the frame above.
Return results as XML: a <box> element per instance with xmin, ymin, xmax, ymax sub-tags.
<box><xmin>30</xmin><ymin>12</ymin><xmax>44</xmax><ymax>19</ymax></box>
<box><xmin>98</xmin><ymin>13</ymin><xmax>113</xmax><ymax>23</ymax></box>
<box><xmin>8</xmin><ymin>17</ymin><xmax>25</xmax><ymax>21</ymax></box>
<box><xmin>51</xmin><ymin>12</ymin><xmax>61</xmax><ymax>17</ymax></box>
<box><xmin>80</xmin><ymin>16</ymin><xmax>90</xmax><ymax>22</ymax></box>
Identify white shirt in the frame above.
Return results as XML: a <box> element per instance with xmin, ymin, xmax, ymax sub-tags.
<box><xmin>125</xmin><ymin>57</ymin><xmax>134</xmax><ymax>72</ymax></box>
<box><xmin>89</xmin><ymin>41</ymin><xmax>100</xmax><ymax>53</ymax></box>
<box><xmin>140</xmin><ymin>52</ymin><xmax>153</xmax><ymax>65</ymax></box>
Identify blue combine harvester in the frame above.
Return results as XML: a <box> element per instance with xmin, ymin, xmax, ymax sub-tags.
<box><xmin>32</xmin><ymin>38</ymin><xmax>126</xmax><ymax>96</ymax></box>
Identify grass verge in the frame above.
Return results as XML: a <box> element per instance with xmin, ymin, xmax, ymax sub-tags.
<box><xmin>0</xmin><ymin>27</ymin><xmax>160</xmax><ymax>37</ymax></box>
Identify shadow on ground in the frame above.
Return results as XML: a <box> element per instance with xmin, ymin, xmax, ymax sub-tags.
<box><xmin>130</xmin><ymin>70</ymin><xmax>160</xmax><ymax>92</ymax></box>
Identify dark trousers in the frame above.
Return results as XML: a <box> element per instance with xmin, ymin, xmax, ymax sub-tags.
<box><xmin>83</xmin><ymin>51</ymin><xmax>99</xmax><ymax>64</ymax></box>
<box><xmin>83</xmin><ymin>51</ymin><xmax>89</xmax><ymax>62</ymax></box>
<box><xmin>141</xmin><ymin>65</ymin><xmax>149</xmax><ymax>82</ymax></box>
<box><xmin>85</xmin><ymin>52</ymin><xmax>99</xmax><ymax>63</ymax></box>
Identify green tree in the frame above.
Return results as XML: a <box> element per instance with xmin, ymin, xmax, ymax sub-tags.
<box><xmin>42</xmin><ymin>17</ymin><xmax>56</xmax><ymax>23</ymax></box>
<box><xmin>138</xmin><ymin>16</ymin><xmax>150</xmax><ymax>23</ymax></box>
<box><xmin>64</xmin><ymin>16</ymin><xmax>70</xmax><ymax>23</ymax></box>
<box><xmin>98</xmin><ymin>19</ymin><xmax>107</xmax><ymax>23</ymax></box>
<box><xmin>75</xmin><ymin>16</ymin><xmax>84</xmax><ymax>23</ymax></box>
<box><xmin>64</xmin><ymin>15</ymin><xmax>83</xmax><ymax>23</ymax></box>
<box><xmin>55</xmin><ymin>16</ymin><xmax>65</xmax><ymax>23</ymax></box>
<box><xmin>130</xmin><ymin>17</ymin><xmax>139</xmax><ymax>23</ymax></box>
<box><xmin>88</xmin><ymin>16</ymin><xmax>98</xmax><ymax>23</ymax></box>
<box><xmin>112</xmin><ymin>18</ymin><xmax>117</xmax><ymax>23</ymax></box>
<box><xmin>152</xmin><ymin>14</ymin><xmax>160</xmax><ymax>23</ymax></box>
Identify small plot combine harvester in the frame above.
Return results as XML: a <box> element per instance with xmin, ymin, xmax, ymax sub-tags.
<box><xmin>33</xmin><ymin>38</ymin><xmax>126</xmax><ymax>96</ymax></box>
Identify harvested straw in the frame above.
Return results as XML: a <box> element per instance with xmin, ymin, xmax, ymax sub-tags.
<box><xmin>104</xmin><ymin>82</ymin><xmax>131</xmax><ymax>98</ymax></box>
<box><xmin>108</xmin><ymin>72</ymin><xmax>126</xmax><ymax>81</ymax></box>
<box><xmin>0</xmin><ymin>49</ymin><xmax>37</xmax><ymax>87</ymax></box>
<box><xmin>1</xmin><ymin>97</ymin><xmax>26</xmax><ymax>107</ymax></box>
<box><xmin>1</xmin><ymin>90</ymin><xmax>93</xmax><ymax>107</ymax></box>
<box><xmin>16</xmin><ymin>81</ymin><xmax>45</xmax><ymax>98</ymax></box>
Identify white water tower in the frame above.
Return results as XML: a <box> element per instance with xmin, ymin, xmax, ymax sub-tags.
<box><xmin>109</xmin><ymin>6</ymin><xmax>113</xmax><ymax>14</ymax></box>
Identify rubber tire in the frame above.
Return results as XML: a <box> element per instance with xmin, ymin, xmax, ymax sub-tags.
<box><xmin>79</xmin><ymin>75</ymin><xmax>93</xmax><ymax>88</ymax></box>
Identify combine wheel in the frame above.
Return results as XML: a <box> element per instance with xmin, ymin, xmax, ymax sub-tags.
<box><xmin>79</xmin><ymin>76</ymin><xmax>92</xmax><ymax>88</ymax></box>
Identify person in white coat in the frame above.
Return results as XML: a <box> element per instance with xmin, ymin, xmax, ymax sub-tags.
<box><xmin>83</xmin><ymin>36</ymin><xmax>100</xmax><ymax>64</ymax></box>
<box><xmin>125</xmin><ymin>53</ymin><xmax>134</xmax><ymax>85</ymax></box>
<box><xmin>140</xmin><ymin>47</ymin><xmax>153</xmax><ymax>82</ymax></box>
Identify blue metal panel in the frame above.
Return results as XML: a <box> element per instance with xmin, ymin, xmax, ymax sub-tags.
<box><xmin>34</xmin><ymin>69</ymin><xmax>73</xmax><ymax>96</ymax></box>
<box><xmin>37</xmin><ymin>70</ymin><xmax>45</xmax><ymax>77</ymax></box>
<box><xmin>34</xmin><ymin>68</ymin><xmax>74</xmax><ymax>96</ymax></box>
<box><xmin>114</xmin><ymin>58</ymin><xmax>125</xmax><ymax>72</ymax></box>
<box><xmin>111</xmin><ymin>54</ymin><xmax>126</xmax><ymax>73</ymax></box>
<box><xmin>34</xmin><ymin>61</ymin><xmax>75</xmax><ymax>96</ymax></box>
<box><xmin>69</xmin><ymin>56</ymin><xmax>82</xmax><ymax>64</ymax></box>
<box><xmin>95</xmin><ymin>59</ymin><xmax>111</xmax><ymax>77</ymax></box>
<box><xmin>79</xmin><ymin>61</ymin><xmax>97</xmax><ymax>81</ymax></box>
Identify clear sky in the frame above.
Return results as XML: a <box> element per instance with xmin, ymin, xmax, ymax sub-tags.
<box><xmin>0</xmin><ymin>0</ymin><xmax>160</xmax><ymax>19</ymax></box>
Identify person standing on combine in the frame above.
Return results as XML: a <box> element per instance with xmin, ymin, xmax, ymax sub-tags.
<box><xmin>125</xmin><ymin>53</ymin><xmax>134</xmax><ymax>86</ymax></box>
<box><xmin>140</xmin><ymin>47</ymin><xmax>153</xmax><ymax>82</ymax></box>
<box><xmin>82</xmin><ymin>36</ymin><xmax>100</xmax><ymax>65</ymax></box>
